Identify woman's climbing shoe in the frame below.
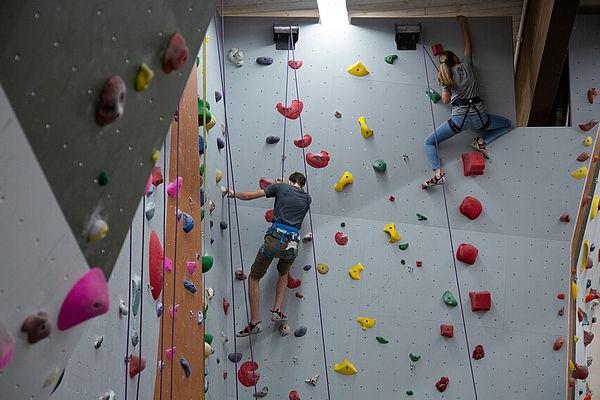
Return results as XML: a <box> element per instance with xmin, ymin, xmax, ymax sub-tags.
<box><xmin>470</xmin><ymin>137</ymin><xmax>489</xmax><ymax>159</ymax></box>
<box><xmin>421</xmin><ymin>173</ymin><xmax>446</xmax><ymax>190</ymax></box>
<box><xmin>270</xmin><ymin>309</ymin><xmax>288</xmax><ymax>322</ymax></box>
<box><xmin>236</xmin><ymin>321</ymin><xmax>263</xmax><ymax>337</ymax></box>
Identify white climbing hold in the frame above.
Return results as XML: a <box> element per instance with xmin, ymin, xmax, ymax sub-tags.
<box><xmin>98</xmin><ymin>390</ymin><xmax>116</xmax><ymax>400</ymax></box>
<box><xmin>88</xmin><ymin>219</ymin><xmax>109</xmax><ymax>242</ymax></box>
<box><xmin>227</xmin><ymin>48</ymin><xmax>244</xmax><ymax>67</ymax></box>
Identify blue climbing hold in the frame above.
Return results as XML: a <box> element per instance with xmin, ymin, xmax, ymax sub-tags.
<box><xmin>228</xmin><ymin>352</ymin><xmax>242</xmax><ymax>363</ymax></box>
<box><xmin>183</xmin><ymin>279</ymin><xmax>197</xmax><ymax>294</ymax></box>
<box><xmin>199</xmin><ymin>135</ymin><xmax>205</xmax><ymax>156</ymax></box>
<box><xmin>200</xmin><ymin>188</ymin><xmax>205</xmax><ymax>207</ymax></box>
<box><xmin>303</xmin><ymin>265</ymin><xmax>312</xmax><ymax>271</ymax></box>
<box><xmin>217</xmin><ymin>137</ymin><xmax>225</xmax><ymax>151</ymax></box>
<box><xmin>182</xmin><ymin>213</ymin><xmax>195</xmax><ymax>233</ymax></box>
<box><xmin>256</xmin><ymin>57</ymin><xmax>273</xmax><ymax>65</ymax></box>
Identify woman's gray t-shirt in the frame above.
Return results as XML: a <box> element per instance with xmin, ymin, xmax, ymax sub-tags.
<box><xmin>264</xmin><ymin>183</ymin><xmax>311</xmax><ymax>229</ymax></box>
<box><xmin>441</xmin><ymin>55</ymin><xmax>486</xmax><ymax>116</ymax></box>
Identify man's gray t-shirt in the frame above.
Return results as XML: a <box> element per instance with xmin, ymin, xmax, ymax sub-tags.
<box><xmin>441</xmin><ymin>55</ymin><xmax>486</xmax><ymax>116</ymax></box>
<box><xmin>264</xmin><ymin>183</ymin><xmax>311</xmax><ymax>229</ymax></box>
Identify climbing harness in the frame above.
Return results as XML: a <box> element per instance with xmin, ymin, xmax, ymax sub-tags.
<box><xmin>260</xmin><ymin>222</ymin><xmax>300</xmax><ymax>258</ymax></box>
<box><xmin>447</xmin><ymin>96</ymin><xmax>491</xmax><ymax>133</ymax></box>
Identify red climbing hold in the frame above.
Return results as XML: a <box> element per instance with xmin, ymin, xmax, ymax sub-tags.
<box><xmin>586</xmin><ymin>257</ymin><xmax>593</xmax><ymax>270</ymax></box>
<box><xmin>163</xmin><ymin>33</ymin><xmax>189</xmax><ymax>74</ymax></box>
<box><xmin>20</xmin><ymin>311</ymin><xmax>51</xmax><ymax>344</ymax></box>
<box><xmin>588</xmin><ymin>88</ymin><xmax>598</xmax><ymax>104</ymax></box>
<box><xmin>579</xmin><ymin>119</ymin><xmax>600</xmax><ymax>132</ymax></box>
<box><xmin>277</xmin><ymin>99</ymin><xmax>304</xmax><ymax>120</ymax></box>
<box><xmin>472</xmin><ymin>344</ymin><xmax>485</xmax><ymax>360</ymax></box>
<box><xmin>435</xmin><ymin>376</ymin><xmax>449</xmax><ymax>392</ymax></box>
<box><xmin>573</xmin><ymin>363</ymin><xmax>589</xmax><ymax>380</ymax></box>
<box><xmin>306</xmin><ymin>150</ymin><xmax>330</xmax><ymax>169</ymax></box>
<box><xmin>294</xmin><ymin>134</ymin><xmax>312</xmax><ymax>148</ymax></box>
<box><xmin>129</xmin><ymin>354</ymin><xmax>146</xmax><ymax>379</ymax></box>
<box><xmin>289</xmin><ymin>390</ymin><xmax>301</xmax><ymax>400</ymax></box>
<box><xmin>416</xmin><ymin>260</ymin><xmax>422</xmax><ymax>267</ymax></box>
<box><xmin>456</xmin><ymin>243</ymin><xmax>478</xmax><ymax>265</ymax></box>
<box><xmin>585</xmin><ymin>289</ymin><xmax>600</xmax><ymax>303</ymax></box>
<box><xmin>149</xmin><ymin>231</ymin><xmax>164</xmax><ymax>301</ymax></box>
<box><xmin>440</xmin><ymin>324</ymin><xmax>454</xmax><ymax>338</ymax></box>
<box><xmin>152</xmin><ymin>167</ymin><xmax>164</xmax><ymax>187</ymax></box>
<box><xmin>223</xmin><ymin>298</ymin><xmax>230</xmax><ymax>315</ymax></box>
<box><xmin>459</xmin><ymin>196</ymin><xmax>483</xmax><ymax>220</ymax></box>
<box><xmin>237</xmin><ymin>361</ymin><xmax>260</xmax><ymax>387</ymax></box>
<box><xmin>0</xmin><ymin>323</ymin><xmax>15</xmax><ymax>370</ymax></box>
<box><xmin>389</xmin><ymin>196</ymin><xmax>395</xmax><ymax>202</ymax></box>
<box><xmin>578</xmin><ymin>307</ymin><xmax>584</xmax><ymax>322</ymax></box>
<box><xmin>334</xmin><ymin>231</ymin><xmax>348</xmax><ymax>246</ymax></box>
<box><xmin>259</xmin><ymin>177</ymin><xmax>274</xmax><ymax>190</ymax></box>
<box><xmin>288</xmin><ymin>60</ymin><xmax>303</xmax><ymax>70</ymax></box>
<box><xmin>584</xmin><ymin>330</ymin><xmax>594</xmax><ymax>346</ymax></box>
<box><xmin>553</xmin><ymin>336</ymin><xmax>565</xmax><ymax>351</ymax></box>
<box><xmin>265</xmin><ymin>209</ymin><xmax>274</xmax><ymax>223</ymax></box>
<box><xmin>95</xmin><ymin>76</ymin><xmax>126</xmax><ymax>126</ymax></box>
<box><xmin>560</xmin><ymin>213</ymin><xmax>570</xmax><ymax>223</ymax></box>
<box><xmin>469</xmin><ymin>291</ymin><xmax>491</xmax><ymax>312</ymax></box>
<box><xmin>578</xmin><ymin>152</ymin><xmax>591</xmax><ymax>162</ymax></box>
<box><xmin>432</xmin><ymin>43</ymin><xmax>444</xmax><ymax>56</ymax></box>
<box><xmin>557</xmin><ymin>292</ymin><xmax>565</xmax><ymax>300</ymax></box>
<box><xmin>57</xmin><ymin>268</ymin><xmax>110</xmax><ymax>330</ymax></box>
<box><xmin>461</xmin><ymin>151</ymin><xmax>486</xmax><ymax>176</ymax></box>
<box><xmin>287</xmin><ymin>273</ymin><xmax>301</xmax><ymax>289</ymax></box>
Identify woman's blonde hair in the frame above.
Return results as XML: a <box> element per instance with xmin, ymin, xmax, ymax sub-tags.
<box><xmin>438</xmin><ymin>50</ymin><xmax>458</xmax><ymax>89</ymax></box>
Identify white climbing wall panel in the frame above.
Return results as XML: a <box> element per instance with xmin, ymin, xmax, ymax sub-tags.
<box><xmin>200</xmin><ymin>16</ymin><xmax>582</xmax><ymax>400</ymax></box>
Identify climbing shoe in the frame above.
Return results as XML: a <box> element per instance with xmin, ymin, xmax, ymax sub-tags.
<box><xmin>236</xmin><ymin>321</ymin><xmax>263</xmax><ymax>337</ymax></box>
<box><xmin>270</xmin><ymin>309</ymin><xmax>288</xmax><ymax>322</ymax></box>
<box><xmin>421</xmin><ymin>173</ymin><xmax>446</xmax><ymax>190</ymax></box>
<box><xmin>470</xmin><ymin>137</ymin><xmax>490</xmax><ymax>159</ymax></box>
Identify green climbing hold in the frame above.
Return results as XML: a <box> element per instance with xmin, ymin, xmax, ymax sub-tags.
<box><xmin>408</xmin><ymin>352</ymin><xmax>420</xmax><ymax>362</ymax></box>
<box><xmin>399</xmin><ymin>243</ymin><xmax>409</xmax><ymax>251</ymax></box>
<box><xmin>202</xmin><ymin>255</ymin><xmax>214</xmax><ymax>273</ymax></box>
<box><xmin>201</xmin><ymin>208</ymin><xmax>205</xmax><ymax>221</ymax></box>
<box><xmin>198</xmin><ymin>99</ymin><xmax>212</xmax><ymax>127</ymax></box>
<box><xmin>372</xmin><ymin>159</ymin><xmax>387</xmax><ymax>173</ymax></box>
<box><xmin>425</xmin><ymin>88</ymin><xmax>441</xmax><ymax>104</ymax></box>
<box><xmin>200</xmin><ymin>164</ymin><xmax>205</xmax><ymax>176</ymax></box>
<box><xmin>384</xmin><ymin>54</ymin><xmax>398</xmax><ymax>64</ymax></box>
<box><xmin>98</xmin><ymin>170</ymin><xmax>110</xmax><ymax>186</ymax></box>
<box><xmin>443</xmin><ymin>290</ymin><xmax>458</xmax><ymax>307</ymax></box>
<box><xmin>376</xmin><ymin>336</ymin><xmax>388</xmax><ymax>344</ymax></box>
<box><xmin>204</xmin><ymin>333</ymin><xmax>213</xmax><ymax>344</ymax></box>
<box><xmin>416</xmin><ymin>213</ymin><xmax>428</xmax><ymax>221</ymax></box>
<box><xmin>406</xmin><ymin>390</ymin><xmax>414</xmax><ymax>396</ymax></box>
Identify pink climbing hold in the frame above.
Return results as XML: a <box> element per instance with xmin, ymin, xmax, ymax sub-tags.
<box><xmin>461</xmin><ymin>151</ymin><xmax>486</xmax><ymax>176</ymax></box>
<box><xmin>166</xmin><ymin>347</ymin><xmax>176</xmax><ymax>360</ymax></box>
<box><xmin>288</xmin><ymin>60</ymin><xmax>303</xmax><ymax>70</ymax></box>
<box><xmin>163</xmin><ymin>32</ymin><xmax>189</xmax><ymax>74</ymax></box>
<box><xmin>129</xmin><ymin>354</ymin><xmax>146</xmax><ymax>379</ymax></box>
<box><xmin>152</xmin><ymin>167</ymin><xmax>164</xmax><ymax>187</ymax></box>
<box><xmin>265</xmin><ymin>209</ymin><xmax>274</xmax><ymax>223</ymax></box>
<box><xmin>306</xmin><ymin>150</ymin><xmax>330</xmax><ymax>169</ymax></box>
<box><xmin>435</xmin><ymin>376</ymin><xmax>449</xmax><ymax>392</ymax></box>
<box><xmin>95</xmin><ymin>75</ymin><xmax>126</xmax><ymax>126</ymax></box>
<box><xmin>167</xmin><ymin>177</ymin><xmax>183</xmax><ymax>198</ymax></box>
<box><xmin>57</xmin><ymin>268</ymin><xmax>110</xmax><ymax>331</ymax></box>
<box><xmin>223</xmin><ymin>298</ymin><xmax>230</xmax><ymax>315</ymax></box>
<box><xmin>149</xmin><ymin>231</ymin><xmax>164</xmax><ymax>301</ymax></box>
<box><xmin>170</xmin><ymin>304</ymin><xmax>180</xmax><ymax>318</ymax></box>
<box><xmin>0</xmin><ymin>323</ymin><xmax>16</xmax><ymax>370</ymax></box>
<box><xmin>186</xmin><ymin>260</ymin><xmax>197</xmax><ymax>275</ymax></box>
<box><xmin>259</xmin><ymin>177</ymin><xmax>274</xmax><ymax>190</ymax></box>
<box><xmin>21</xmin><ymin>311</ymin><xmax>51</xmax><ymax>344</ymax></box>
<box><xmin>472</xmin><ymin>344</ymin><xmax>485</xmax><ymax>360</ymax></box>
<box><xmin>294</xmin><ymin>134</ymin><xmax>312</xmax><ymax>148</ymax></box>
<box><xmin>456</xmin><ymin>243</ymin><xmax>478</xmax><ymax>265</ymax></box>
<box><xmin>432</xmin><ymin>43</ymin><xmax>444</xmax><ymax>56</ymax></box>
<box><xmin>289</xmin><ymin>390</ymin><xmax>301</xmax><ymax>400</ymax></box>
<box><xmin>287</xmin><ymin>273</ymin><xmax>301</xmax><ymax>289</ymax></box>
<box><xmin>334</xmin><ymin>231</ymin><xmax>348</xmax><ymax>246</ymax></box>
<box><xmin>238</xmin><ymin>360</ymin><xmax>260</xmax><ymax>387</ymax></box>
<box><xmin>276</xmin><ymin>99</ymin><xmax>303</xmax><ymax>120</ymax></box>
<box><xmin>459</xmin><ymin>196</ymin><xmax>483</xmax><ymax>220</ymax></box>
<box><xmin>164</xmin><ymin>256</ymin><xmax>173</xmax><ymax>272</ymax></box>
<box><xmin>469</xmin><ymin>291</ymin><xmax>492</xmax><ymax>312</ymax></box>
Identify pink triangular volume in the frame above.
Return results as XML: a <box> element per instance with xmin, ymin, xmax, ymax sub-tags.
<box><xmin>57</xmin><ymin>268</ymin><xmax>110</xmax><ymax>331</ymax></box>
<box><xmin>0</xmin><ymin>322</ymin><xmax>16</xmax><ymax>370</ymax></box>
<box><xmin>149</xmin><ymin>230</ymin><xmax>164</xmax><ymax>300</ymax></box>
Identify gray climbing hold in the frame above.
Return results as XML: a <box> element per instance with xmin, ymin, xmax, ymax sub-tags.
<box><xmin>180</xmin><ymin>357</ymin><xmax>192</xmax><ymax>378</ymax></box>
<box><xmin>132</xmin><ymin>275</ymin><xmax>142</xmax><ymax>317</ymax></box>
<box><xmin>303</xmin><ymin>264</ymin><xmax>312</xmax><ymax>271</ymax></box>
<box><xmin>119</xmin><ymin>299</ymin><xmax>129</xmax><ymax>318</ymax></box>
<box><xmin>220</xmin><ymin>221</ymin><xmax>228</xmax><ymax>230</ymax></box>
<box><xmin>256</xmin><ymin>57</ymin><xmax>273</xmax><ymax>65</ymax></box>
<box><xmin>235</xmin><ymin>269</ymin><xmax>247</xmax><ymax>280</ymax></box>
<box><xmin>156</xmin><ymin>301</ymin><xmax>163</xmax><ymax>318</ymax></box>
<box><xmin>99</xmin><ymin>390</ymin><xmax>116</xmax><ymax>400</ymax></box>
<box><xmin>94</xmin><ymin>335</ymin><xmax>104</xmax><ymax>349</ymax></box>
<box><xmin>131</xmin><ymin>330</ymin><xmax>139</xmax><ymax>347</ymax></box>
<box><xmin>228</xmin><ymin>352</ymin><xmax>243</xmax><ymax>363</ymax></box>
<box><xmin>145</xmin><ymin>202</ymin><xmax>156</xmax><ymax>220</ymax></box>
<box><xmin>279</xmin><ymin>323</ymin><xmax>290</xmax><ymax>336</ymax></box>
<box><xmin>294</xmin><ymin>326</ymin><xmax>307</xmax><ymax>337</ymax></box>
<box><xmin>217</xmin><ymin>137</ymin><xmax>225</xmax><ymax>151</ymax></box>
<box><xmin>183</xmin><ymin>279</ymin><xmax>197</xmax><ymax>294</ymax></box>
<box><xmin>266</xmin><ymin>135</ymin><xmax>280</xmax><ymax>144</ymax></box>
<box><xmin>215</xmin><ymin>91</ymin><xmax>222</xmax><ymax>103</ymax></box>
<box><xmin>210</xmin><ymin>220</ymin><xmax>214</xmax><ymax>228</ymax></box>
<box><xmin>254</xmin><ymin>386</ymin><xmax>269</xmax><ymax>398</ymax></box>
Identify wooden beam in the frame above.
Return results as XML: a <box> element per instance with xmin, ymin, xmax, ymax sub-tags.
<box><xmin>514</xmin><ymin>0</ymin><xmax>580</xmax><ymax>126</ymax></box>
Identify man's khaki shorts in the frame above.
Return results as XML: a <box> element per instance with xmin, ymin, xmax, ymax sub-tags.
<box><xmin>249</xmin><ymin>234</ymin><xmax>298</xmax><ymax>279</ymax></box>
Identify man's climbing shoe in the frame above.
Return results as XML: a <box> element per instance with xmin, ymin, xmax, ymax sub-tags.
<box><xmin>470</xmin><ymin>137</ymin><xmax>489</xmax><ymax>159</ymax></box>
<box><xmin>270</xmin><ymin>309</ymin><xmax>288</xmax><ymax>322</ymax></box>
<box><xmin>236</xmin><ymin>322</ymin><xmax>262</xmax><ymax>337</ymax></box>
<box><xmin>421</xmin><ymin>173</ymin><xmax>445</xmax><ymax>190</ymax></box>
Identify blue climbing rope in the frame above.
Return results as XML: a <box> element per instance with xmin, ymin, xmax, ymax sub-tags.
<box><xmin>124</xmin><ymin>227</ymin><xmax>133</xmax><ymax>400</ymax></box>
<box><xmin>420</xmin><ymin>34</ymin><xmax>479</xmax><ymax>400</ymax></box>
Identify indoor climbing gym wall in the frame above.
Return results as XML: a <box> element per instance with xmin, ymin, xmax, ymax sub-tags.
<box><xmin>199</xmin><ymin>16</ymin><xmax>586</xmax><ymax>400</ymax></box>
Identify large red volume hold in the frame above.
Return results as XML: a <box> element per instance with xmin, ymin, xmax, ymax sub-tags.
<box><xmin>276</xmin><ymin>99</ymin><xmax>303</xmax><ymax>119</ymax></box>
<box><xmin>306</xmin><ymin>150</ymin><xmax>330</xmax><ymax>168</ymax></box>
<box><xmin>149</xmin><ymin>231</ymin><xmax>164</xmax><ymax>301</ymax></box>
<box><xmin>461</xmin><ymin>151</ymin><xmax>486</xmax><ymax>176</ymax></box>
<box><xmin>238</xmin><ymin>361</ymin><xmax>260</xmax><ymax>387</ymax></box>
<box><xmin>456</xmin><ymin>243</ymin><xmax>478</xmax><ymax>265</ymax></box>
<box><xmin>459</xmin><ymin>196</ymin><xmax>483</xmax><ymax>220</ymax></box>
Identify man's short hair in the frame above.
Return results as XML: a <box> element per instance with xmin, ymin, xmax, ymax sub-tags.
<box><xmin>288</xmin><ymin>172</ymin><xmax>306</xmax><ymax>187</ymax></box>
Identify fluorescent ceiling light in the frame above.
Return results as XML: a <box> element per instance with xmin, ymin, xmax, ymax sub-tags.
<box><xmin>317</xmin><ymin>0</ymin><xmax>349</xmax><ymax>27</ymax></box>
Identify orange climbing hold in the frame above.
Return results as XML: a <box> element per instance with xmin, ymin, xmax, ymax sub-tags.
<box><xmin>149</xmin><ymin>231</ymin><xmax>164</xmax><ymax>301</ymax></box>
<box><xmin>461</xmin><ymin>151</ymin><xmax>486</xmax><ymax>176</ymax></box>
<box><xmin>588</xmin><ymin>88</ymin><xmax>598</xmax><ymax>104</ymax></box>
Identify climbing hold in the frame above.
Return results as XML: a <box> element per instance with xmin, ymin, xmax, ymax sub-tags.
<box><xmin>376</xmin><ymin>336</ymin><xmax>388</xmax><ymax>344</ymax></box>
<box><xmin>584</xmin><ymin>135</ymin><xmax>594</xmax><ymax>147</ymax></box>
<box><xmin>145</xmin><ymin>202</ymin><xmax>156</xmax><ymax>221</ymax></box>
<box><xmin>199</xmin><ymin>255</ymin><xmax>213</xmax><ymax>274</ymax></box>
<box><xmin>294</xmin><ymin>326</ymin><xmax>307</xmax><ymax>337</ymax></box>
<box><xmin>97</xmin><ymin>170</ymin><xmax>110</xmax><ymax>186</ymax></box>
<box><xmin>303</xmin><ymin>264</ymin><xmax>312</xmax><ymax>271</ymax></box>
<box><xmin>131</xmin><ymin>330</ymin><xmax>139</xmax><ymax>347</ymax></box>
<box><xmin>150</xmin><ymin>168</ymin><xmax>164</xmax><ymax>189</ymax></box>
<box><xmin>588</xmin><ymin>88</ymin><xmax>598</xmax><ymax>104</ymax></box>
<box><xmin>169</xmin><ymin>304</ymin><xmax>180</xmax><ymax>318</ymax></box>
<box><xmin>372</xmin><ymin>159</ymin><xmax>386</xmax><ymax>172</ymax></box>
<box><xmin>399</xmin><ymin>243</ymin><xmax>409</xmax><ymax>250</ymax></box>
<box><xmin>432</xmin><ymin>43</ymin><xmax>444</xmax><ymax>56</ymax></box>
<box><xmin>119</xmin><ymin>300</ymin><xmax>129</xmax><ymax>317</ymax></box>
<box><xmin>57</xmin><ymin>268</ymin><xmax>110</xmax><ymax>330</ymax></box>
<box><xmin>215</xmin><ymin>168</ymin><xmax>223</xmax><ymax>184</ymax></box>
<box><xmin>558</xmin><ymin>307</ymin><xmax>565</xmax><ymax>316</ymax></box>
<box><xmin>440</xmin><ymin>324</ymin><xmax>454</xmax><ymax>338</ymax></box>
<box><xmin>149</xmin><ymin>231</ymin><xmax>163</xmax><ymax>300</ymax></box>
<box><xmin>400</xmin><ymin>259</ymin><xmax>406</xmax><ymax>265</ymax></box>
<box><xmin>155</xmin><ymin>301</ymin><xmax>163</xmax><ymax>318</ymax></box>
<box><xmin>585</xmin><ymin>289</ymin><xmax>600</xmax><ymax>303</ymax></box>
<box><xmin>217</xmin><ymin>137</ymin><xmax>225</xmax><ymax>151</ymax></box>
<box><xmin>279</xmin><ymin>323</ymin><xmax>291</xmax><ymax>336</ymax></box>
<box><xmin>256</xmin><ymin>57</ymin><xmax>273</xmax><ymax>65</ymax></box>
<box><xmin>334</xmin><ymin>171</ymin><xmax>354</xmax><ymax>192</ymax></box>
<box><xmin>99</xmin><ymin>390</ymin><xmax>116</xmax><ymax>400</ymax></box>
<box><xmin>228</xmin><ymin>352</ymin><xmax>243</xmax><ymax>363</ymax></box>
<box><xmin>416</xmin><ymin>213</ymin><xmax>428</xmax><ymax>221</ymax></box>
<box><xmin>443</xmin><ymin>290</ymin><xmax>458</xmax><ymax>307</ymax></box>
<box><xmin>356</xmin><ymin>316</ymin><xmax>376</xmax><ymax>330</ymax></box>
<box><xmin>416</xmin><ymin>260</ymin><xmax>422</xmax><ymax>267</ymax></box>
<box><xmin>305</xmin><ymin>375</ymin><xmax>319</xmax><ymax>386</ymax></box>
<box><xmin>560</xmin><ymin>213</ymin><xmax>570</xmax><ymax>223</ymax></box>
<box><xmin>289</xmin><ymin>390</ymin><xmax>300</xmax><ymax>400</ymax></box>
<box><xmin>163</xmin><ymin>33</ymin><xmax>189</xmax><ymax>73</ymax></box>
<box><xmin>265</xmin><ymin>209</ymin><xmax>274</xmax><ymax>223</ymax></box>
<box><xmin>582</xmin><ymin>240</ymin><xmax>591</xmax><ymax>272</ymax></box>
<box><xmin>347</xmin><ymin>60</ymin><xmax>369</xmax><ymax>77</ymax></box>
<box><xmin>198</xmin><ymin>99</ymin><xmax>213</xmax><ymax>127</ymax></box>
<box><xmin>288</xmin><ymin>60</ymin><xmax>303</xmax><ymax>69</ymax></box>
<box><xmin>88</xmin><ymin>219</ymin><xmax>109</xmax><ymax>242</ymax></box>
<box><xmin>228</xmin><ymin>48</ymin><xmax>245</xmax><ymax>67</ymax></box>
<box><xmin>302</xmin><ymin>233</ymin><xmax>313</xmax><ymax>242</ymax></box>
<box><xmin>383</xmin><ymin>223</ymin><xmax>401</xmax><ymax>243</ymax></box>
<box><xmin>287</xmin><ymin>273</ymin><xmax>302</xmax><ymax>289</ymax></box>
<box><xmin>183</xmin><ymin>279</ymin><xmax>197</xmax><ymax>294</ymax></box>
<box><xmin>235</xmin><ymin>269</ymin><xmax>247</xmax><ymax>280</ymax></box>
<box><xmin>223</xmin><ymin>298</ymin><xmax>230</xmax><ymax>315</ymax></box>
<box><xmin>306</xmin><ymin>150</ymin><xmax>330</xmax><ymax>169</ymax></box>
<box><xmin>163</xmin><ymin>256</ymin><xmax>172</xmax><ymax>273</ymax></box>
<box><xmin>435</xmin><ymin>377</ymin><xmax>449</xmax><ymax>392</ymax></box>
<box><xmin>579</xmin><ymin>120</ymin><xmax>599</xmax><ymax>132</ymax></box>
<box><xmin>20</xmin><ymin>311</ymin><xmax>50</xmax><ymax>344</ymax></box>
<box><xmin>220</xmin><ymin>221</ymin><xmax>228</xmax><ymax>230</ymax></box>
<box><xmin>167</xmin><ymin>177</ymin><xmax>183</xmax><ymax>198</ymax></box>
<box><xmin>95</xmin><ymin>75</ymin><xmax>126</xmax><ymax>126</ymax></box>
<box><xmin>358</xmin><ymin>116</ymin><xmax>373</xmax><ymax>138</ymax></box>
<box><xmin>384</xmin><ymin>54</ymin><xmax>398</xmax><ymax>64</ymax></box>
<box><xmin>408</xmin><ymin>352</ymin><xmax>420</xmax><ymax>362</ymax></box>
<box><xmin>294</xmin><ymin>134</ymin><xmax>312</xmax><ymax>148</ymax></box>
<box><xmin>456</xmin><ymin>243</ymin><xmax>478</xmax><ymax>265</ymax></box>
<box><xmin>238</xmin><ymin>361</ymin><xmax>260</xmax><ymax>387</ymax></box>
<box><xmin>591</xmin><ymin>195</ymin><xmax>599</xmax><ymax>220</ymax></box>
<box><xmin>276</xmin><ymin>99</ymin><xmax>304</xmax><ymax>119</ymax></box>
<box><xmin>459</xmin><ymin>196</ymin><xmax>483</xmax><ymax>220</ymax></box>
<box><xmin>334</xmin><ymin>358</ymin><xmax>358</xmax><ymax>375</ymax></box>
<box><xmin>254</xmin><ymin>386</ymin><xmax>269</xmax><ymax>398</ymax></box>
<box><xmin>335</xmin><ymin>231</ymin><xmax>349</xmax><ymax>246</ymax></box>
<box><xmin>472</xmin><ymin>344</ymin><xmax>485</xmax><ymax>360</ymax></box>
<box><xmin>135</xmin><ymin>63</ymin><xmax>154</xmax><ymax>91</ymax></box>
<box><xmin>334</xmin><ymin>111</ymin><xmax>342</xmax><ymax>118</ymax></box>
<box><xmin>348</xmin><ymin>263</ymin><xmax>364</xmax><ymax>280</ymax></box>
<box><xmin>128</xmin><ymin>354</ymin><xmax>146</xmax><ymax>379</ymax></box>
<box><xmin>573</xmin><ymin>363</ymin><xmax>589</xmax><ymax>380</ymax></box>
<box><xmin>317</xmin><ymin>263</ymin><xmax>329</xmax><ymax>274</ymax></box>
<box><xmin>425</xmin><ymin>88</ymin><xmax>441</xmax><ymax>104</ymax></box>
<box><xmin>180</xmin><ymin>357</ymin><xmax>192</xmax><ymax>378</ymax></box>
<box><xmin>469</xmin><ymin>291</ymin><xmax>492</xmax><ymax>311</ymax></box>
<box><xmin>585</xmin><ymin>330</ymin><xmax>594</xmax><ymax>346</ymax></box>
<box><xmin>389</xmin><ymin>195</ymin><xmax>396</xmax><ymax>202</ymax></box>
<box><xmin>166</xmin><ymin>347</ymin><xmax>176</xmax><ymax>360</ymax></box>
<box><xmin>406</xmin><ymin>390</ymin><xmax>414</xmax><ymax>396</ymax></box>
<box><xmin>93</xmin><ymin>335</ymin><xmax>103</xmax><ymax>349</ymax></box>
<box><xmin>131</xmin><ymin>274</ymin><xmax>142</xmax><ymax>316</ymax></box>
<box><xmin>571</xmin><ymin>166</ymin><xmax>588</xmax><ymax>179</ymax></box>
<box><xmin>553</xmin><ymin>336</ymin><xmax>565</xmax><ymax>351</ymax></box>
<box><xmin>557</xmin><ymin>292</ymin><xmax>566</xmax><ymax>300</ymax></box>
<box><xmin>266</xmin><ymin>135</ymin><xmax>280</xmax><ymax>144</ymax></box>
<box><xmin>578</xmin><ymin>152</ymin><xmax>590</xmax><ymax>162</ymax></box>
<box><xmin>215</xmin><ymin>91</ymin><xmax>222</xmax><ymax>102</ymax></box>
<box><xmin>462</xmin><ymin>151</ymin><xmax>486</xmax><ymax>176</ymax></box>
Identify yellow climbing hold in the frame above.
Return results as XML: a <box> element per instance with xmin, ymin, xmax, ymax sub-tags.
<box><xmin>591</xmin><ymin>195</ymin><xmax>599</xmax><ymax>220</ymax></box>
<box><xmin>215</xmin><ymin>168</ymin><xmax>223</xmax><ymax>184</ymax></box>
<box><xmin>204</xmin><ymin>342</ymin><xmax>214</xmax><ymax>358</ymax></box>
<box><xmin>584</xmin><ymin>136</ymin><xmax>593</xmax><ymax>147</ymax></box>
<box><xmin>206</xmin><ymin>116</ymin><xmax>216</xmax><ymax>131</ymax></box>
<box><xmin>334</xmin><ymin>358</ymin><xmax>358</xmax><ymax>375</ymax></box>
<box><xmin>88</xmin><ymin>219</ymin><xmax>109</xmax><ymax>242</ymax></box>
<box><xmin>151</xmin><ymin>150</ymin><xmax>161</xmax><ymax>163</ymax></box>
<box><xmin>358</xmin><ymin>116</ymin><xmax>373</xmax><ymax>138</ymax></box>
<box><xmin>334</xmin><ymin>171</ymin><xmax>354</xmax><ymax>192</ymax></box>
<box><xmin>347</xmin><ymin>60</ymin><xmax>369</xmax><ymax>77</ymax></box>
<box><xmin>348</xmin><ymin>263</ymin><xmax>365</xmax><ymax>280</ymax></box>
<box><xmin>383</xmin><ymin>223</ymin><xmax>401</xmax><ymax>243</ymax></box>
<box><xmin>135</xmin><ymin>63</ymin><xmax>154</xmax><ymax>91</ymax></box>
<box><xmin>574</xmin><ymin>336</ymin><xmax>579</xmax><ymax>344</ymax></box>
<box><xmin>572</xmin><ymin>281</ymin><xmax>579</xmax><ymax>299</ymax></box>
<box><xmin>569</xmin><ymin>359</ymin><xmax>575</xmax><ymax>371</ymax></box>
<box><xmin>356</xmin><ymin>316</ymin><xmax>376</xmax><ymax>330</ymax></box>
<box><xmin>581</xmin><ymin>240</ymin><xmax>590</xmax><ymax>272</ymax></box>
<box><xmin>317</xmin><ymin>263</ymin><xmax>329</xmax><ymax>274</ymax></box>
<box><xmin>571</xmin><ymin>166</ymin><xmax>588</xmax><ymax>179</ymax></box>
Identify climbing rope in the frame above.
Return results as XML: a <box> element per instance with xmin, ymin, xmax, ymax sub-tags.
<box><xmin>124</xmin><ymin>227</ymin><xmax>133</xmax><ymax>400</ymax></box>
<box><xmin>420</xmin><ymin>37</ymin><xmax>479</xmax><ymax>400</ymax></box>
<box><xmin>279</xmin><ymin>37</ymin><xmax>292</xmax><ymax>180</ymax></box>
<box><xmin>135</xmin><ymin>196</ymin><xmax>146</xmax><ymax>400</ymax></box>
<box><xmin>159</xmin><ymin>138</ymin><xmax>167</xmax><ymax>400</ymax></box>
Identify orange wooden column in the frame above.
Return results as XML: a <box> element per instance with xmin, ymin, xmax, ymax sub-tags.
<box><xmin>153</xmin><ymin>66</ymin><xmax>204</xmax><ymax>399</ymax></box>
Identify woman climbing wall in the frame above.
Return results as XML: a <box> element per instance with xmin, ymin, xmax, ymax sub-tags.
<box><xmin>421</xmin><ymin>15</ymin><xmax>512</xmax><ymax>189</ymax></box>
